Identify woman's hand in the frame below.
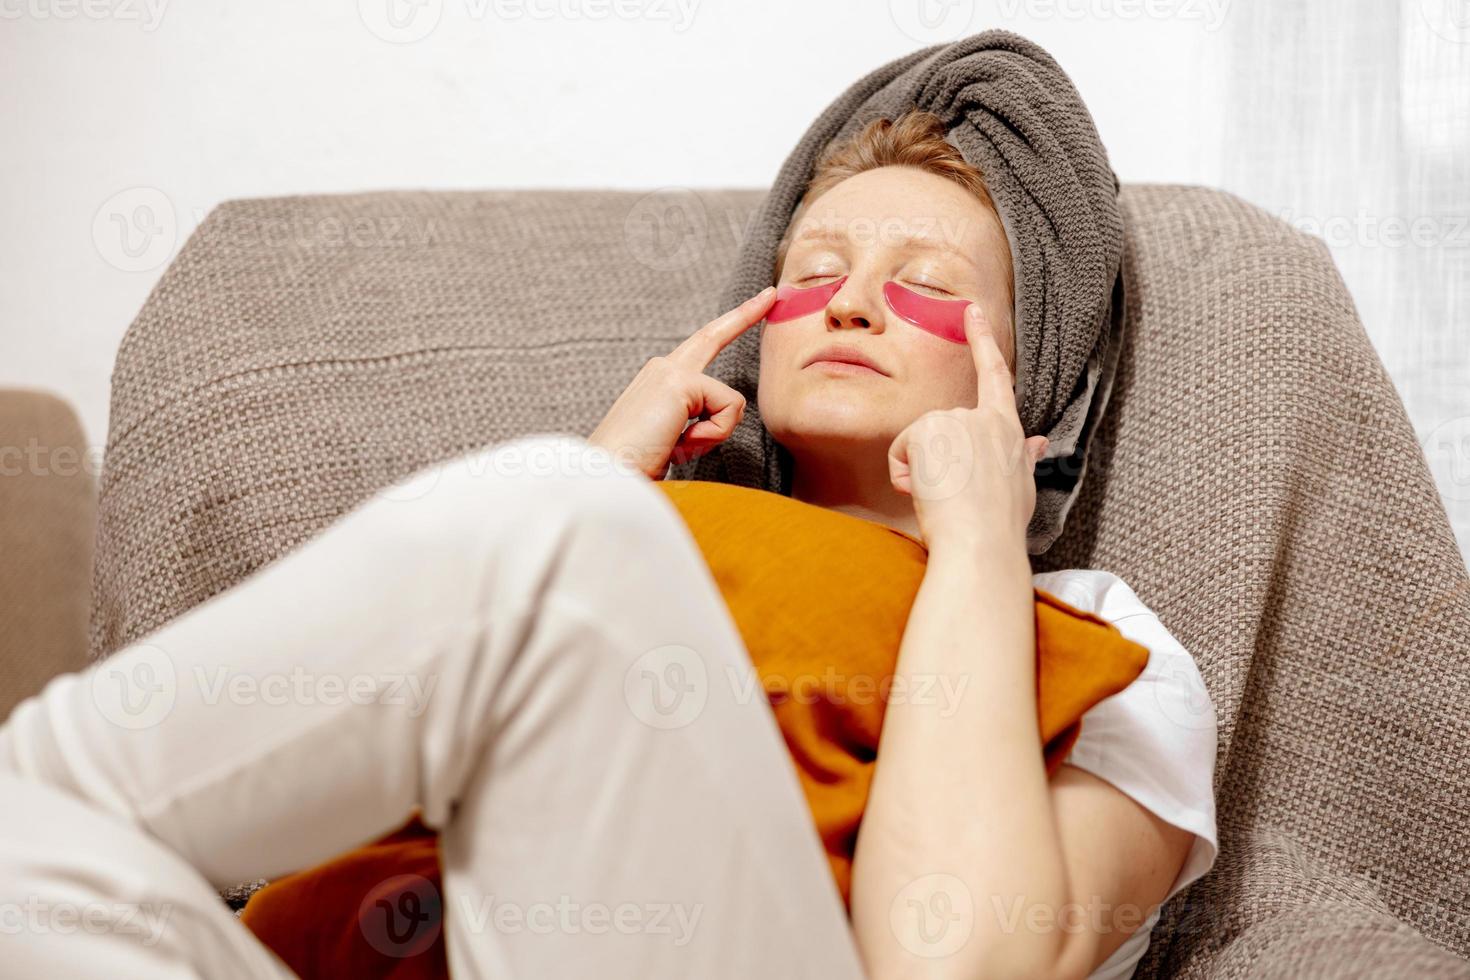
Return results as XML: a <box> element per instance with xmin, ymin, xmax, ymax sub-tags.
<box><xmin>589</xmin><ymin>286</ymin><xmax>777</xmax><ymax>480</ymax></box>
<box><xmin>887</xmin><ymin>304</ymin><xmax>1049</xmax><ymax>553</ymax></box>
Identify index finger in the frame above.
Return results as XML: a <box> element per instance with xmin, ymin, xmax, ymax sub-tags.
<box><xmin>667</xmin><ymin>286</ymin><xmax>777</xmax><ymax>372</ymax></box>
<box><xmin>964</xmin><ymin>304</ymin><xmax>1019</xmax><ymax>418</ymax></box>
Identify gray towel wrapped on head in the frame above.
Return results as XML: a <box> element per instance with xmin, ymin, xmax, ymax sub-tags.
<box><xmin>670</xmin><ymin>30</ymin><xmax>1125</xmax><ymax>555</ymax></box>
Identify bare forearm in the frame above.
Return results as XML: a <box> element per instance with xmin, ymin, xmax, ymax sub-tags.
<box><xmin>850</xmin><ymin>535</ymin><xmax>1076</xmax><ymax>980</ymax></box>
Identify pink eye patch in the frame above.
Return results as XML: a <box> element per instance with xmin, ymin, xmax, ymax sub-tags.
<box><xmin>765</xmin><ymin>276</ymin><xmax>974</xmax><ymax>345</ymax></box>
<box><xmin>766</xmin><ymin>276</ymin><xmax>849</xmax><ymax>323</ymax></box>
<box><xmin>882</xmin><ymin>281</ymin><xmax>972</xmax><ymax>345</ymax></box>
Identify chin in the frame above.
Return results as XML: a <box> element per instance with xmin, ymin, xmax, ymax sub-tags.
<box><xmin>765</xmin><ymin>392</ymin><xmax>894</xmax><ymax>454</ymax></box>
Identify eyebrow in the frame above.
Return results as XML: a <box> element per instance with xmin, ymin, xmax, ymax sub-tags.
<box><xmin>789</xmin><ymin>224</ymin><xmax>974</xmax><ymax>263</ymax></box>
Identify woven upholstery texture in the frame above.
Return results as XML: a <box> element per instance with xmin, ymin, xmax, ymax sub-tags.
<box><xmin>90</xmin><ymin>185</ymin><xmax>1470</xmax><ymax>977</ymax></box>
<box><xmin>0</xmin><ymin>389</ymin><xmax>95</xmax><ymax>723</ymax></box>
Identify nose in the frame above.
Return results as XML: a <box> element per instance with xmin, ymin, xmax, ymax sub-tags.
<box><xmin>825</xmin><ymin>277</ymin><xmax>883</xmax><ymax>332</ymax></box>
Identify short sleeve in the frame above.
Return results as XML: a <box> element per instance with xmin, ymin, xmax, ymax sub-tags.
<box><xmin>1032</xmin><ymin>568</ymin><xmax>1220</xmax><ymax>906</ymax></box>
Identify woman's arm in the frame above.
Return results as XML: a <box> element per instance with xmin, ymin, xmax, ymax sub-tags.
<box><xmin>854</xmin><ymin>304</ymin><xmax>1204</xmax><ymax>980</ymax></box>
<box><xmin>850</xmin><ymin>539</ymin><xmax>1205</xmax><ymax>980</ymax></box>
<box><xmin>848</xmin><ymin>529</ymin><xmax>1086</xmax><ymax>980</ymax></box>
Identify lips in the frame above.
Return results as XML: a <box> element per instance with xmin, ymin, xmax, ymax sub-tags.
<box><xmin>803</xmin><ymin>344</ymin><xmax>888</xmax><ymax>376</ymax></box>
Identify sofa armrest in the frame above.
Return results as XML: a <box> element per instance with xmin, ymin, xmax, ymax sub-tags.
<box><xmin>1202</xmin><ymin>890</ymin><xmax>1470</xmax><ymax>978</ymax></box>
<box><xmin>0</xmin><ymin>389</ymin><xmax>95</xmax><ymax>722</ymax></box>
<box><xmin>1144</xmin><ymin>823</ymin><xmax>1469</xmax><ymax>978</ymax></box>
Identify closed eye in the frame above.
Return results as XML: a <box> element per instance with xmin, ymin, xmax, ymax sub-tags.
<box><xmin>905</xmin><ymin>280</ymin><xmax>954</xmax><ymax>297</ymax></box>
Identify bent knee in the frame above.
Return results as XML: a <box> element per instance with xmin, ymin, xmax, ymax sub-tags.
<box><xmin>423</xmin><ymin>433</ymin><xmax>677</xmax><ymax>535</ymax></box>
<box><xmin>346</xmin><ymin>433</ymin><xmax>686</xmax><ymax>585</ymax></box>
<box><xmin>375</xmin><ymin>432</ymin><xmax>648</xmax><ymax>510</ymax></box>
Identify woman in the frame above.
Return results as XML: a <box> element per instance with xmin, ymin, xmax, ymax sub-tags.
<box><xmin>0</xmin><ymin>111</ymin><xmax>1217</xmax><ymax>980</ymax></box>
<box><xmin>593</xmin><ymin>109</ymin><xmax>1218</xmax><ymax>980</ymax></box>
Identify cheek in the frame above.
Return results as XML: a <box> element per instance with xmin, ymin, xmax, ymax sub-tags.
<box><xmin>756</xmin><ymin>329</ymin><xmax>785</xmax><ymax>414</ymax></box>
<box><xmin>760</xmin><ymin>318</ymin><xmax>813</xmax><ymax>373</ymax></box>
<box><xmin>758</xmin><ymin>326</ymin><xmax>782</xmax><ymax>378</ymax></box>
<box><xmin>905</xmin><ymin>343</ymin><xmax>979</xmax><ymax>409</ymax></box>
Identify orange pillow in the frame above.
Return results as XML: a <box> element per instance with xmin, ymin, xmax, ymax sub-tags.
<box><xmin>242</xmin><ymin>480</ymin><xmax>1149</xmax><ymax>979</ymax></box>
<box><xmin>652</xmin><ymin>480</ymin><xmax>1149</xmax><ymax>899</ymax></box>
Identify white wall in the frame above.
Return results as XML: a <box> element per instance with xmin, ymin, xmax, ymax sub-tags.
<box><xmin>3</xmin><ymin>0</ymin><xmax>1465</xmax><ymax>563</ymax></box>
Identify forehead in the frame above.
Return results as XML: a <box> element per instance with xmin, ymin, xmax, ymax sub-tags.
<box><xmin>787</xmin><ymin>167</ymin><xmax>998</xmax><ymax>263</ymax></box>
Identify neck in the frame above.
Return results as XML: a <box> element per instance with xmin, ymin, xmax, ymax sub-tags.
<box><xmin>788</xmin><ymin>441</ymin><xmax>924</xmax><ymax>544</ymax></box>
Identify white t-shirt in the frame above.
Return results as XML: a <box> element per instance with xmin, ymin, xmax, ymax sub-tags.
<box><xmin>1031</xmin><ymin>568</ymin><xmax>1220</xmax><ymax>980</ymax></box>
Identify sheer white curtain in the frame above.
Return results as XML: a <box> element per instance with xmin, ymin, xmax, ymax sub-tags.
<box><xmin>1213</xmin><ymin>0</ymin><xmax>1470</xmax><ymax>568</ymax></box>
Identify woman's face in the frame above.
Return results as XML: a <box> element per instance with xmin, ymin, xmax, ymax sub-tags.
<box><xmin>758</xmin><ymin>165</ymin><xmax>1015</xmax><ymax>466</ymax></box>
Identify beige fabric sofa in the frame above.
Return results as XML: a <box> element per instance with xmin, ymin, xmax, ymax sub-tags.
<box><xmin>87</xmin><ymin>186</ymin><xmax>1470</xmax><ymax>978</ymax></box>
<box><xmin>0</xmin><ymin>389</ymin><xmax>95</xmax><ymax>724</ymax></box>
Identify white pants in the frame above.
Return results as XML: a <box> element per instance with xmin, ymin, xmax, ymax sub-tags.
<box><xmin>0</xmin><ymin>433</ymin><xmax>867</xmax><ymax>980</ymax></box>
